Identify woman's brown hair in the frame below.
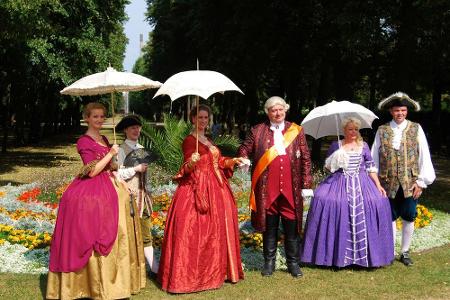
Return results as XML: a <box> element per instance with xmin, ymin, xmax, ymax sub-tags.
<box><xmin>189</xmin><ymin>104</ymin><xmax>211</xmax><ymax>124</ymax></box>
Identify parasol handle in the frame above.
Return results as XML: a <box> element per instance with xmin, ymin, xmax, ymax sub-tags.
<box><xmin>196</xmin><ymin>96</ymin><xmax>199</xmax><ymax>153</ymax></box>
<box><xmin>111</xmin><ymin>92</ymin><xmax>116</xmax><ymax>144</ymax></box>
<box><xmin>335</xmin><ymin>114</ymin><xmax>340</xmax><ymax>148</ymax></box>
<box><xmin>195</xmin><ymin>59</ymin><xmax>200</xmax><ymax>153</ymax></box>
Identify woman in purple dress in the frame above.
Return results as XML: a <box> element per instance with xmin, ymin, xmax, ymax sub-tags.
<box><xmin>301</xmin><ymin>117</ymin><xmax>394</xmax><ymax>267</ymax></box>
<box><xmin>46</xmin><ymin>102</ymin><xmax>145</xmax><ymax>299</ymax></box>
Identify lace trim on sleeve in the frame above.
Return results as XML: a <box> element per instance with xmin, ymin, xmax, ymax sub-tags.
<box><xmin>325</xmin><ymin>148</ymin><xmax>349</xmax><ymax>173</ymax></box>
<box><xmin>365</xmin><ymin>160</ymin><xmax>378</xmax><ymax>173</ymax></box>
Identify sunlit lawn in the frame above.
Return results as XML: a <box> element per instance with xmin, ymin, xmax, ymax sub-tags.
<box><xmin>0</xmin><ymin>131</ymin><xmax>449</xmax><ymax>299</ymax></box>
<box><xmin>0</xmin><ymin>244</ymin><xmax>448</xmax><ymax>299</ymax></box>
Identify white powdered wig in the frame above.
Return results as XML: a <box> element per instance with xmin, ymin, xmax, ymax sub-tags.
<box><xmin>264</xmin><ymin>96</ymin><xmax>290</xmax><ymax>114</ymax></box>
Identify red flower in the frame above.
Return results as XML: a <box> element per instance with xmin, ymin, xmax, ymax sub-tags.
<box><xmin>17</xmin><ymin>188</ymin><xmax>41</xmax><ymax>203</ymax></box>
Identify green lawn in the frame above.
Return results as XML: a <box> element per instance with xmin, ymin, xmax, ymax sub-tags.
<box><xmin>1</xmin><ymin>244</ymin><xmax>448</xmax><ymax>299</ymax></box>
<box><xmin>1</xmin><ymin>132</ymin><xmax>449</xmax><ymax>299</ymax></box>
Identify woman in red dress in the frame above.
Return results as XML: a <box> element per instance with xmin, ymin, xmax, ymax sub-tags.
<box><xmin>158</xmin><ymin>105</ymin><xmax>244</xmax><ymax>293</ymax></box>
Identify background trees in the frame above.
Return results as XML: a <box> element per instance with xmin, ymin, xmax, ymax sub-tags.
<box><xmin>143</xmin><ymin>0</ymin><xmax>450</xmax><ymax>156</ymax></box>
<box><xmin>0</xmin><ymin>0</ymin><xmax>129</xmax><ymax>152</ymax></box>
<box><xmin>1</xmin><ymin>0</ymin><xmax>449</xmax><ymax>156</ymax></box>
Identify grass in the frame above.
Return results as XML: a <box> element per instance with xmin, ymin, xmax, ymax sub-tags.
<box><xmin>0</xmin><ymin>244</ymin><xmax>448</xmax><ymax>299</ymax></box>
<box><xmin>421</xmin><ymin>155</ymin><xmax>450</xmax><ymax>213</ymax></box>
<box><xmin>0</xmin><ymin>128</ymin><xmax>123</xmax><ymax>187</ymax></box>
<box><xmin>0</xmin><ymin>128</ymin><xmax>449</xmax><ymax>299</ymax></box>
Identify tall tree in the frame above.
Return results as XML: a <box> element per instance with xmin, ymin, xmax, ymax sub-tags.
<box><xmin>0</xmin><ymin>0</ymin><xmax>129</xmax><ymax>152</ymax></box>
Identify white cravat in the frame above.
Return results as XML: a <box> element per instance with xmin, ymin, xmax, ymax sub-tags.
<box><xmin>390</xmin><ymin>120</ymin><xmax>408</xmax><ymax>150</ymax></box>
<box><xmin>124</xmin><ymin>139</ymin><xmax>139</xmax><ymax>150</ymax></box>
<box><xmin>270</xmin><ymin>122</ymin><xmax>286</xmax><ymax>155</ymax></box>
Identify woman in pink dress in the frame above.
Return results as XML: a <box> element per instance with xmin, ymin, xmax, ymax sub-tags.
<box><xmin>46</xmin><ymin>102</ymin><xmax>146</xmax><ymax>299</ymax></box>
<box><xmin>158</xmin><ymin>105</ymin><xmax>244</xmax><ymax>293</ymax></box>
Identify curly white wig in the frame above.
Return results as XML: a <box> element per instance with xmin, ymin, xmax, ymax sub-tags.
<box><xmin>264</xmin><ymin>96</ymin><xmax>290</xmax><ymax>114</ymax></box>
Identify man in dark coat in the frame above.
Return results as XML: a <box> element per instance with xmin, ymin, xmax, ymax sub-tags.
<box><xmin>238</xmin><ymin>96</ymin><xmax>312</xmax><ymax>277</ymax></box>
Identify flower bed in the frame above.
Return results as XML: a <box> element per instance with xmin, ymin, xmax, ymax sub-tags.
<box><xmin>0</xmin><ymin>171</ymin><xmax>448</xmax><ymax>274</ymax></box>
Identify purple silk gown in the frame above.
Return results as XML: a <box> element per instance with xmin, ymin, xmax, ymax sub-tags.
<box><xmin>301</xmin><ymin>141</ymin><xmax>393</xmax><ymax>267</ymax></box>
<box><xmin>49</xmin><ymin>135</ymin><xmax>119</xmax><ymax>272</ymax></box>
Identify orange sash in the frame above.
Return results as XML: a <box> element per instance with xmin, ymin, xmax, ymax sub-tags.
<box><xmin>249</xmin><ymin>123</ymin><xmax>302</xmax><ymax>211</ymax></box>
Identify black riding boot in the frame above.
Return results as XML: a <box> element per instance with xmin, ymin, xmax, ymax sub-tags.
<box><xmin>282</xmin><ymin>218</ymin><xmax>303</xmax><ymax>277</ymax></box>
<box><xmin>261</xmin><ymin>214</ymin><xmax>280</xmax><ymax>276</ymax></box>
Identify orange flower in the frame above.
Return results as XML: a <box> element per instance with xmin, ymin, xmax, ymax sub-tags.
<box><xmin>17</xmin><ymin>188</ymin><xmax>41</xmax><ymax>203</ymax></box>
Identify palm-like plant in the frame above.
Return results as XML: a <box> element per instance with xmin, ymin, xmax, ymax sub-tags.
<box><xmin>139</xmin><ymin>114</ymin><xmax>240</xmax><ymax>174</ymax></box>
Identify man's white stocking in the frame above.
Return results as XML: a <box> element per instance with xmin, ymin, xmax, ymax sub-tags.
<box><xmin>401</xmin><ymin>220</ymin><xmax>414</xmax><ymax>253</ymax></box>
<box><xmin>392</xmin><ymin>221</ymin><xmax>397</xmax><ymax>255</ymax></box>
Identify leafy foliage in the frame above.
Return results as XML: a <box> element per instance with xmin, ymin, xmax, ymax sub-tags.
<box><xmin>139</xmin><ymin>114</ymin><xmax>240</xmax><ymax>173</ymax></box>
<box><xmin>140</xmin><ymin>114</ymin><xmax>191</xmax><ymax>173</ymax></box>
<box><xmin>0</xmin><ymin>0</ymin><xmax>129</xmax><ymax>151</ymax></box>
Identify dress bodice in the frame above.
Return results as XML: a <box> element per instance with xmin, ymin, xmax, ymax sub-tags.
<box><xmin>325</xmin><ymin>141</ymin><xmax>377</xmax><ymax>174</ymax></box>
<box><xmin>343</xmin><ymin>151</ymin><xmax>363</xmax><ymax>176</ymax></box>
<box><xmin>77</xmin><ymin>135</ymin><xmax>111</xmax><ymax>164</ymax></box>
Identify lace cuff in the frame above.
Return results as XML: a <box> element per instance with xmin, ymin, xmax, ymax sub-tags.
<box><xmin>416</xmin><ymin>179</ymin><xmax>427</xmax><ymax>188</ymax></box>
<box><xmin>366</xmin><ymin>166</ymin><xmax>378</xmax><ymax>173</ymax></box>
<box><xmin>325</xmin><ymin>148</ymin><xmax>349</xmax><ymax>173</ymax></box>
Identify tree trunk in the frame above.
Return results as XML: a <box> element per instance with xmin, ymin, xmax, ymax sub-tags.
<box><xmin>1</xmin><ymin>84</ymin><xmax>11</xmax><ymax>153</ymax></box>
<box><xmin>2</xmin><ymin>114</ymin><xmax>9</xmax><ymax>153</ymax></box>
<box><xmin>431</xmin><ymin>82</ymin><xmax>442</xmax><ymax>153</ymax></box>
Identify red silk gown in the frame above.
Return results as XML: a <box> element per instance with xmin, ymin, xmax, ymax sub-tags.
<box><xmin>158</xmin><ymin>135</ymin><xmax>244</xmax><ymax>293</ymax></box>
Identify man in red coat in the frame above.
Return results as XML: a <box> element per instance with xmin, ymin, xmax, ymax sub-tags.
<box><xmin>238</xmin><ymin>96</ymin><xmax>312</xmax><ymax>277</ymax></box>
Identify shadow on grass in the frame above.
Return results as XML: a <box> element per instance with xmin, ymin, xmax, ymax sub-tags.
<box><xmin>300</xmin><ymin>262</ymin><xmax>384</xmax><ymax>273</ymax></box>
<box><xmin>0</xmin><ymin>180</ymin><xmax>23</xmax><ymax>186</ymax></box>
<box><xmin>420</xmin><ymin>156</ymin><xmax>450</xmax><ymax>213</ymax></box>
<box><xmin>39</xmin><ymin>274</ymin><xmax>47</xmax><ymax>299</ymax></box>
<box><xmin>0</xmin><ymin>151</ymin><xmax>77</xmax><ymax>174</ymax></box>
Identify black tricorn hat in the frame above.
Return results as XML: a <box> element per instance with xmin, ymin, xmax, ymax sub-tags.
<box><xmin>115</xmin><ymin>114</ymin><xmax>142</xmax><ymax>131</ymax></box>
<box><xmin>378</xmin><ymin>92</ymin><xmax>421</xmax><ymax>111</ymax></box>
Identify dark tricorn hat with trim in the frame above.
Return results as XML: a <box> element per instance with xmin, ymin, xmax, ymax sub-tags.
<box><xmin>378</xmin><ymin>92</ymin><xmax>421</xmax><ymax>111</ymax></box>
<box><xmin>115</xmin><ymin>114</ymin><xmax>142</xmax><ymax>131</ymax></box>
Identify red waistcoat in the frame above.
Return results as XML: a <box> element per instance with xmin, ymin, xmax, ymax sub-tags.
<box><xmin>267</xmin><ymin>153</ymin><xmax>294</xmax><ymax>209</ymax></box>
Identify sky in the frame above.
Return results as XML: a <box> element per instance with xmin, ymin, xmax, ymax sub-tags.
<box><xmin>123</xmin><ymin>0</ymin><xmax>152</xmax><ymax>72</ymax></box>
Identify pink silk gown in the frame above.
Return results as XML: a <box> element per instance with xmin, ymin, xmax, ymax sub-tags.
<box><xmin>47</xmin><ymin>135</ymin><xmax>145</xmax><ymax>299</ymax></box>
<box><xmin>158</xmin><ymin>135</ymin><xmax>244</xmax><ymax>293</ymax></box>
